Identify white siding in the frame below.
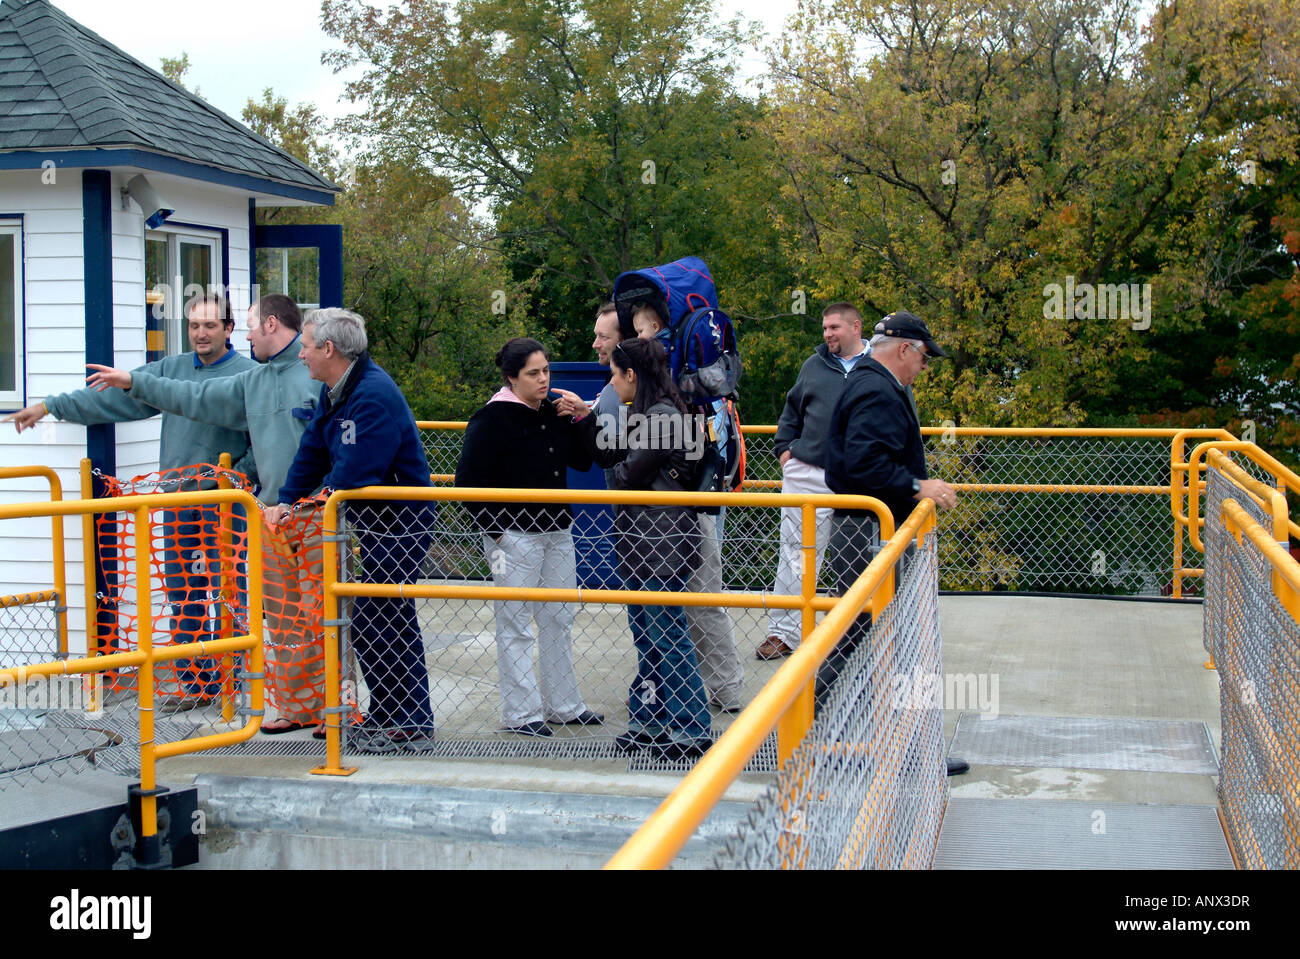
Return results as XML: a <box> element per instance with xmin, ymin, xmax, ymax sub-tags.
<box><xmin>0</xmin><ymin>169</ymin><xmax>272</xmax><ymax>658</ymax></box>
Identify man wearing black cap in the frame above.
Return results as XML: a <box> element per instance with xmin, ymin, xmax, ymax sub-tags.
<box><xmin>823</xmin><ymin>310</ymin><xmax>967</xmax><ymax>775</ymax></box>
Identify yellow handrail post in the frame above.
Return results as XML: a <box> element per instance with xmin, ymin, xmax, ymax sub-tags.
<box><xmin>217</xmin><ymin>453</ymin><xmax>235</xmax><ymax>724</ymax></box>
<box><xmin>777</xmin><ymin>502</ymin><xmax>818</xmax><ymax>766</ymax></box>
<box><xmin>80</xmin><ymin>458</ymin><xmax>101</xmax><ymax>704</ymax></box>
<box><xmin>134</xmin><ymin>504</ymin><xmax>160</xmax><ymax>857</ymax></box>
<box><xmin>312</xmin><ymin>495</ymin><xmax>357</xmax><ymax>776</ymax></box>
<box><xmin>1171</xmin><ymin>436</ymin><xmax>1186</xmax><ymax>598</ymax></box>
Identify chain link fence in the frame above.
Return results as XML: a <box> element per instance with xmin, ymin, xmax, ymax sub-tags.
<box><xmin>0</xmin><ymin>467</ymin><xmax>257</xmax><ymax>789</ymax></box>
<box><xmin>423</xmin><ymin>424</ymin><xmax>1268</xmax><ymax>598</ymax></box>
<box><xmin>1207</xmin><ymin>491</ymin><xmax>1300</xmax><ymax>869</ymax></box>
<box><xmin>331</xmin><ymin>491</ymin><xmax>885</xmax><ymax>761</ymax></box>
<box><xmin>714</xmin><ymin>535</ymin><xmax>946</xmax><ymax>868</ymax></box>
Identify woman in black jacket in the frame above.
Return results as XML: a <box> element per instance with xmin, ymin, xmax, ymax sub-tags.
<box><xmin>455</xmin><ymin>338</ymin><xmax>603</xmax><ymax>737</ymax></box>
<box><xmin>591</xmin><ymin>338</ymin><xmax>711</xmax><ymax>760</ymax></box>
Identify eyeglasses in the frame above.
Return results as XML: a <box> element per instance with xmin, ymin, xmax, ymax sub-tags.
<box><xmin>613</xmin><ymin>342</ymin><xmax>630</xmax><ymax>365</ymax></box>
<box><xmin>910</xmin><ymin>343</ymin><xmax>932</xmax><ymax>368</ymax></box>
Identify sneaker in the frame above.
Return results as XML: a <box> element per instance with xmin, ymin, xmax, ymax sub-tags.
<box><xmin>505</xmin><ymin>720</ymin><xmax>553</xmax><ymax>738</ymax></box>
<box><xmin>551</xmin><ymin>710</ymin><xmax>605</xmax><ymax>726</ymax></box>
<box><xmin>349</xmin><ymin>723</ymin><xmax>400</xmax><ymax>754</ymax></box>
<box><xmin>391</xmin><ymin>727</ymin><xmax>437</xmax><ymax>753</ymax></box>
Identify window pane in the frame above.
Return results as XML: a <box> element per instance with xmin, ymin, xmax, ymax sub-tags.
<box><xmin>179</xmin><ymin>241</ymin><xmax>214</xmax><ymax>354</ymax></box>
<box><xmin>256</xmin><ymin>247</ymin><xmax>319</xmax><ymax>309</ymax></box>
<box><xmin>0</xmin><ymin>233</ymin><xmax>15</xmax><ymax>393</ymax></box>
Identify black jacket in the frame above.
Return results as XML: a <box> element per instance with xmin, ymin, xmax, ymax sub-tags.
<box><xmin>824</xmin><ymin>356</ymin><xmax>928</xmax><ymax>525</ymax></box>
<box><xmin>586</xmin><ymin>399</ymin><xmax>702</xmax><ymax>583</ymax></box>
<box><xmin>455</xmin><ymin>393</ymin><xmax>595</xmax><ymax>535</ymax></box>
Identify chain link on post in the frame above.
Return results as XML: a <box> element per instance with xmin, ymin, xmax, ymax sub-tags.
<box><xmin>1213</xmin><ymin>500</ymin><xmax>1300</xmax><ymax>869</ymax></box>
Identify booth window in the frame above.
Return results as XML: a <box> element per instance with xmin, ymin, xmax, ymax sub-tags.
<box><xmin>145</xmin><ymin>229</ymin><xmax>219</xmax><ymax>357</ymax></box>
<box><xmin>0</xmin><ymin>222</ymin><xmax>23</xmax><ymax>407</ymax></box>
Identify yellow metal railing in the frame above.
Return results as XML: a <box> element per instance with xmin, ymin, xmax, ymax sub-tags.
<box><xmin>312</xmin><ymin>485</ymin><xmax>894</xmax><ymax>777</ymax></box>
<box><xmin>605</xmin><ymin>499</ymin><xmax>939</xmax><ymax>869</ymax></box>
<box><xmin>0</xmin><ymin>465</ymin><xmax>69</xmax><ymax>657</ymax></box>
<box><xmin>0</xmin><ymin>487</ymin><xmax>264</xmax><ymax>860</ymax></box>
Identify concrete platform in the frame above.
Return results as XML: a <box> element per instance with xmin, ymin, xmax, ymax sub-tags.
<box><xmin>4</xmin><ymin>593</ymin><xmax>1225</xmax><ymax>868</ymax></box>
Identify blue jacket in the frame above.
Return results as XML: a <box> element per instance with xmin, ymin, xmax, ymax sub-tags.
<box><xmin>278</xmin><ymin>353</ymin><xmax>432</xmax><ymax>512</ymax></box>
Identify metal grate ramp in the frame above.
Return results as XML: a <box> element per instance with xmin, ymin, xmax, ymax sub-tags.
<box><xmin>949</xmin><ymin>714</ymin><xmax>1220</xmax><ymax>774</ymax></box>
<box><xmin>934</xmin><ymin>798</ymin><xmax>1235</xmax><ymax>869</ymax></box>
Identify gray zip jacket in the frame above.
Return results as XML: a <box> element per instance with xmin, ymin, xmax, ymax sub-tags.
<box><xmin>774</xmin><ymin>343</ymin><xmax>867</xmax><ymax>467</ymax></box>
<box><xmin>126</xmin><ymin>336</ymin><xmax>318</xmax><ymax>504</ymax></box>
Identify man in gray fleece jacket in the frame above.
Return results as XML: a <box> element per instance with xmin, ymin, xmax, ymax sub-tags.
<box><xmin>87</xmin><ymin>294</ymin><xmax>322</xmax><ymax>731</ymax></box>
<box><xmin>759</xmin><ymin>302</ymin><xmax>869</xmax><ymax>660</ymax></box>
<box><xmin>90</xmin><ymin>294</ymin><xmax>318</xmax><ymax>506</ymax></box>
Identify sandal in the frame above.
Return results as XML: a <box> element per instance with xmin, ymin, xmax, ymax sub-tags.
<box><xmin>260</xmin><ymin>719</ymin><xmax>309</xmax><ymax>735</ymax></box>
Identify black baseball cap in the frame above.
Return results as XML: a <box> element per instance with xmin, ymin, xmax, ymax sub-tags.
<box><xmin>874</xmin><ymin>311</ymin><xmax>946</xmax><ymax>358</ymax></box>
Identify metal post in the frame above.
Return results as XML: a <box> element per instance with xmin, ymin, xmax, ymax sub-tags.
<box><xmin>777</xmin><ymin>502</ymin><xmax>818</xmax><ymax>767</ymax></box>
<box><xmin>217</xmin><ymin>452</ymin><xmax>235</xmax><ymax>723</ymax></box>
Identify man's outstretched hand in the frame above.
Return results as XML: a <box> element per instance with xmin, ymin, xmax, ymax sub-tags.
<box><xmin>2</xmin><ymin>401</ymin><xmax>48</xmax><ymax>433</ymax></box>
<box><xmin>85</xmin><ymin>364</ymin><xmax>132</xmax><ymax>392</ymax></box>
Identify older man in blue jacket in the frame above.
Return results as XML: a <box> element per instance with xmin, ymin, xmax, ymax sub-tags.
<box><xmin>265</xmin><ymin>309</ymin><xmax>435</xmax><ymax>753</ymax></box>
<box><xmin>823</xmin><ymin>311</ymin><xmax>967</xmax><ymax>775</ymax></box>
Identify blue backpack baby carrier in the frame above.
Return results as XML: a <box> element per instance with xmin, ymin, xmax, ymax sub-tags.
<box><xmin>611</xmin><ymin>256</ymin><xmax>742</xmax><ymax>404</ymax></box>
<box><xmin>611</xmin><ymin>256</ymin><xmax>746</xmax><ymax>502</ymax></box>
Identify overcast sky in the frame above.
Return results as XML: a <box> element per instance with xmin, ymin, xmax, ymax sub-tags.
<box><xmin>34</xmin><ymin>0</ymin><xmax>802</xmax><ymax>124</ymax></box>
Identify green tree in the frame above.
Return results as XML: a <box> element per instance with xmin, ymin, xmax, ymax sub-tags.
<box><xmin>160</xmin><ymin>52</ymin><xmax>197</xmax><ymax>94</ymax></box>
<box><xmin>767</xmin><ymin>0</ymin><xmax>1300</xmax><ymax>429</ymax></box>
<box><xmin>239</xmin><ymin>88</ymin><xmax>519</xmax><ymax>415</ymax></box>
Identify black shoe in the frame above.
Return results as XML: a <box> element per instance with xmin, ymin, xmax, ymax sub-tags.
<box><xmin>946</xmin><ymin>757</ymin><xmax>970</xmax><ymax>776</ymax></box>
<box><xmin>505</xmin><ymin>720</ymin><xmax>553</xmax><ymax>738</ymax></box>
<box><xmin>552</xmin><ymin>710</ymin><xmax>604</xmax><ymax>726</ymax></box>
<box><xmin>614</xmin><ymin>729</ymin><xmax>659</xmax><ymax>754</ymax></box>
<box><xmin>654</xmin><ymin>738</ymin><xmax>712</xmax><ymax>762</ymax></box>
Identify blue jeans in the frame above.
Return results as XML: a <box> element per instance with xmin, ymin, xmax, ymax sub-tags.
<box><xmin>161</xmin><ymin>506</ymin><xmax>222</xmax><ymax>696</ymax></box>
<box><xmin>625</xmin><ymin>573</ymin><xmax>709</xmax><ymax>743</ymax></box>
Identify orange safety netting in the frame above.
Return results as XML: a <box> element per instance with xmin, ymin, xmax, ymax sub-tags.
<box><xmin>93</xmin><ymin>467</ymin><xmax>333</xmax><ymax>726</ymax></box>
<box><xmin>94</xmin><ymin>465</ymin><xmax>252</xmax><ymax>702</ymax></box>
<box><xmin>259</xmin><ymin>496</ymin><xmax>328</xmax><ymax>726</ymax></box>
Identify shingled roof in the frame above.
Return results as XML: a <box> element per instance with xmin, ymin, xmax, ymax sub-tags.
<box><xmin>0</xmin><ymin>0</ymin><xmax>339</xmax><ymax>198</ymax></box>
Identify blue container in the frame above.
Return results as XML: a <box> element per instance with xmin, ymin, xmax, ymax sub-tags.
<box><xmin>551</xmin><ymin>363</ymin><xmax>621</xmax><ymax>588</ymax></box>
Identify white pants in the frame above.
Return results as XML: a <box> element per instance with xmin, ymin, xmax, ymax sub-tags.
<box><xmin>684</xmin><ymin>512</ymin><xmax>744</xmax><ymax>707</ymax></box>
<box><xmin>484</xmin><ymin>529</ymin><xmax>589</xmax><ymax>726</ymax></box>
<box><xmin>767</xmin><ymin>456</ymin><xmax>834</xmax><ymax>647</ymax></box>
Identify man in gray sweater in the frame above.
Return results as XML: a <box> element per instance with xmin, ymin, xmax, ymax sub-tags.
<box><xmin>87</xmin><ymin>294</ymin><xmax>321</xmax><ymax>731</ymax></box>
<box><xmin>758</xmin><ymin>302</ymin><xmax>870</xmax><ymax>660</ymax></box>
<box><xmin>6</xmin><ymin>293</ymin><xmax>258</xmax><ymax>702</ymax></box>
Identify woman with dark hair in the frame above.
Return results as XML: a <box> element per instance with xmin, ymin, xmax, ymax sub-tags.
<box><xmin>455</xmin><ymin>337</ymin><xmax>603</xmax><ymax>737</ymax></box>
<box><xmin>593</xmin><ymin>337</ymin><xmax>711</xmax><ymax>760</ymax></box>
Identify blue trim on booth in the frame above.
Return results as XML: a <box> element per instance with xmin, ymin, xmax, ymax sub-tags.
<box><xmin>82</xmin><ymin>172</ymin><xmax>115</xmax><ymax>477</ymax></box>
<box><xmin>253</xmin><ymin>224</ymin><xmax>344</xmax><ymax>309</ymax></box>
<box><xmin>247</xmin><ymin>199</ymin><xmax>257</xmax><ymax>302</ymax></box>
<box><xmin>0</xmin><ymin>150</ymin><xmax>337</xmax><ymax>206</ymax></box>
<box><xmin>82</xmin><ymin>171</ymin><xmax>116</xmax><ymax>644</ymax></box>
<box><xmin>0</xmin><ymin>212</ymin><xmax>27</xmax><ymax>412</ymax></box>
